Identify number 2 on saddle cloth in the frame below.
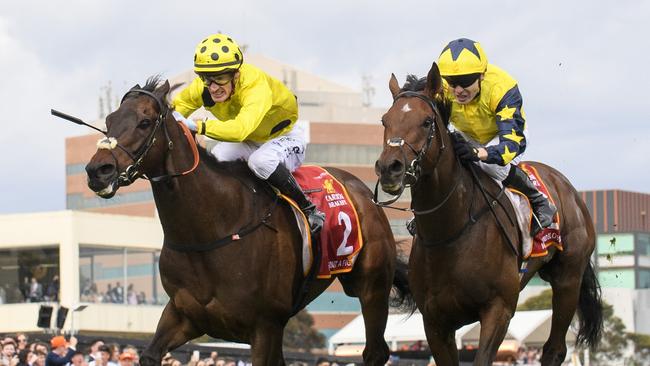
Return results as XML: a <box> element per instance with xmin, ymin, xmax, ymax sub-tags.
<box><xmin>287</xmin><ymin>165</ymin><xmax>363</xmax><ymax>279</ymax></box>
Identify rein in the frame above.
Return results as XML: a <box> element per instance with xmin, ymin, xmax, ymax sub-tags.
<box><xmin>373</xmin><ymin>89</ymin><xmax>518</xmax><ymax>253</ymax></box>
<box><xmin>52</xmin><ymin>82</ymin><xmax>276</xmax><ymax>253</ymax></box>
<box><xmin>51</xmin><ymin>86</ymin><xmax>199</xmax><ymax>186</ymax></box>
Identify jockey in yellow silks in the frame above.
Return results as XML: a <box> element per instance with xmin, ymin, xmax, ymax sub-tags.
<box><xmin>438</xmin><ymin>38</ymin><xmax>556</xmax><ymax>235</ymax></box>
<box><xmin>171</xmin><ymin>33</ymin><xmax>325</xmax><ymax>234</ymax></box>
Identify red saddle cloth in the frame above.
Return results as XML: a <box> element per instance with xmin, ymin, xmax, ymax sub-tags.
<box><xmin>519</xmin><ymin>163</ymin><xmax>563</xmax><ymax>257</ymax></box>
<box><xmin>292</xmin><ymin>165</ymin><xmax>363</xmax><ymax>278</ymax></box>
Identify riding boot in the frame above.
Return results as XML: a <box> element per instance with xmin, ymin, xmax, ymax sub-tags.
<box><xmin>502</xmin><ymin>165</ymin><xmax>557</xmax><ymax>236</ymax></box>
<box><xmin>267</xmin><ymin>164</ymin><xmax>326</xmax><ymax>235</ymax></box>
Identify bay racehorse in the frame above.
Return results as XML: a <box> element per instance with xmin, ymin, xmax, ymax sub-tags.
<box><xmin>82</xmin><ymin>77</ymin><xmax>409</xmax><ymax>366</ymax></box>
<box><xmin>374</xmin><ymin>63</ymin><xmax>603</xmax><ymax>366</ymax></box>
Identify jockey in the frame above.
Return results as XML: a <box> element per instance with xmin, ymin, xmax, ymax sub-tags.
<box><xmin>437</xmin><ymin>38</ymin><xmax>556</xmax><ymax>236</ymax></box>
<box><xmin>171</xmin><ymin>33</ymin><xmax>325</xmax><ymax>234</ymax></box>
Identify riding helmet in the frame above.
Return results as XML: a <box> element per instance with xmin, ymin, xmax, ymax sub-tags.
<box><xmin>193</xmin><ymin>34</ymin><xmax>244</xmax><ymax>74</ymax></box>
<box><xmin>438</xmin><ymin>38</ymin><xmax>488</xmax><ymax>76</ymax></box>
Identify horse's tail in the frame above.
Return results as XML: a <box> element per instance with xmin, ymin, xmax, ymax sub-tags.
<box><xmin>576</xmin><ymin>260</ymin><xmax>603</xmax><ymax>349</ymax></box>
<box><xmin>390</xmin><ymin>249</ymin><xmax>417</xmax><ymax>315</ymax></box>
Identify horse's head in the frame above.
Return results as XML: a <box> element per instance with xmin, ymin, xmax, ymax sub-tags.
<box><xmin>85</xmin><ymin>77</ymin><xmax>172</xmax><ymax>198</ymax></box>
<box><xmin>375</xmin><ymin>62</ymin><xmax>449</xmax><ymax>195</ymax></box>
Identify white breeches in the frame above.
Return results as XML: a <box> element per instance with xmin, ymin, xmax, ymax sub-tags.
<box><xmin>209</xmin><ymin>127</ymin><xmax>306</xmax><ymax>180</ymax></box>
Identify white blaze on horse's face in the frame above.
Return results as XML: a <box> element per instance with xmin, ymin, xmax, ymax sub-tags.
<box><xmin>401</xmin><ymin>103</ymin><xmax>412</xmax><ymax>113</ymax></box>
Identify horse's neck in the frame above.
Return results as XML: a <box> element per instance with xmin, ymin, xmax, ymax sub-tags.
<box><xmin>412</xmin><ymin>145</ymin><xmax>473</xmax><ymax>240</ymax></box>
<box><xmin>149</xmin><ymin>129</ymin><xmax>254</xmax><ymax>244</ymax></box>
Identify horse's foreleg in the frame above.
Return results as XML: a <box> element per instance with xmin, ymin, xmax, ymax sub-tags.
<box><xmin>339</xmin><ymin>251</ymin><xmax>392</xmax><ymax>366</ymax></box>
<box><xmin>250</xmin><ymin>321</ymin><xmax>285</xmax><ymax>366</ymax></box>
<box><xmin>140</xmin><ymin>301</ymin><xmax>202</xmax><ymax>366</ymax></box>
<box><xmin>474</xmin><ymin>300</ymin><xmax>513</xmax><ymax>366</ymax></box>
<box><xmin>421</xmin><ymin>319</ymin><xmax>458</xmax><ymax>366</ymax></box>
<box><xmin>356</xmin><ymin>287</ymin><xmax>391</xmax><ymax>366</ymax></box>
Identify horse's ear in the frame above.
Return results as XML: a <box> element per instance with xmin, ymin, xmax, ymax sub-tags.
<box><xmin>389</xmin><ymin>73</ymin><xmax>401</xmax><ymax>98</ymax></box>
<box><xmin>424</xmin><ymin>62</ymin><xmax>443</xmax><ymax>97</ymax></box>
<box><xmin>154</xmin><ymin>80</ymin><xmax>171</xmax><ymax>99</ymax></box>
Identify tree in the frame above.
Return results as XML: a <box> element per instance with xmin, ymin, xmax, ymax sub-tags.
<box><xmin>517</xmin><ymin>288</ymin><xmax>641</xmax><ymax>365</ymax></box>
<box><xmin>591</xmin><ymin>303</ymin><xmax>629</xmax><ymax>364</ymax></box>
<box><xmin>518</xmin><ymin>288</ymin><xmax>553</xmax><ymax>311</ymax></box>
<box><xmin>283</xmin><ymin>309</ymin><xmax>326</xmax><ymax>351</ymax></box>
<box><xmin>628</xmin><ymin>333</ymin><xmax>650</xmax><ymax>365</ymax></box>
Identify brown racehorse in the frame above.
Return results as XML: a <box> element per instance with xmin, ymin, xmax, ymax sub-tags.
<box><xmin>374</xmin><ymin>63</ymin><xmax>603</xmax><ymax>366</ymax></box>
<box><xmin>83</xmin><ymin>77</ymin><xmax>410</xmax><ymax>366</ymax></box>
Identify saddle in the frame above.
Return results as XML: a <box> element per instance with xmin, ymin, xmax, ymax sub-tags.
<box><xmin>505</xmin><ymin>163</ymin><xmax>563</xmax><ymax>259</ymax></box>
<box><xmin>283</xmin><ymin>165</ymin><xmax>364</xmax><ymax>279</ymax></box>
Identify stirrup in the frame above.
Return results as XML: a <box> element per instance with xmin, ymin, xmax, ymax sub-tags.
<box><xmin>406</xmin><ymin>217</ymin><xmax>416</xmax><ymax>236</ymax></box>
<box><xmin>306</xmin><ymin>208</ymin><xmax>326</xmax><ymax>234</ymax></box>
<box><xmin>531</xmin><ymin>201</ymin><xmax>557</xmax><ymax>236</ymax></box>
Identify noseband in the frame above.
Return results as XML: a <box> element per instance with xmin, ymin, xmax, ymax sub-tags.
<box><xmin>98</xmin><ymin>86</ymin><xmax>199</xmax><ymax>185</ymax></box>
<box><xmin>104</xmin><ymin>87</ymin><xmax>170</xmax><ymax>185</ymax></box>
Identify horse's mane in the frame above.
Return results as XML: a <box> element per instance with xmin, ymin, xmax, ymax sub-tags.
<box><xmin>401</xmin><ymin>74</ymin><xmax>452</xmax><ymax>126</ymax></box>
<box><xmin>122</xmin><ymin>75</ymin><xmax>172</xmax><ymax>110</ymax></box>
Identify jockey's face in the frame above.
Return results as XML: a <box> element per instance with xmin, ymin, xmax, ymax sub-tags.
<box><xmin>205</xmin><ymin>71</ymin><xmax>240</xmax><ymax>103</ymax></box>
<box><xmin>447</xmin><ymin>74</ymin><xmax>483</xmax><ymax>105</ymax></box>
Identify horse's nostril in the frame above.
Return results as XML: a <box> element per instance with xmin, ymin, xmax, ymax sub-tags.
<box><xmin>389</xmin><ymin>160</ymin><xmax>404</xmax><ymax>174</ymax></box>
<box><xmin>97</xmin><ymin>164</ymin><xmax>116</xmax><ymax>177</ymax></box>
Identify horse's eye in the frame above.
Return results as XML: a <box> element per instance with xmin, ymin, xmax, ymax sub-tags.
<box><xmin>422</xmin><ymin>117</ymin><xmax>433</xmax><ymax>128</ymax></box>
<box><xmin>138</xmin><ymin>119</ymin><xmax>152</xmax><ymax>129</ymax></box>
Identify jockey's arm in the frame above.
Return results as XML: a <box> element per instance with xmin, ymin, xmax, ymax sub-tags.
<box><xmin>195</xmin><ymin>82</ymin><xmax>273</xmax><ymax>142</ymax></box>
<box><xmin>171</xmin><ymin>78</ymin><xmax>204</xmax><ymax>118</ymax></box>
<box><xmin>482</xmin><ymin>85</ymin><xmax>527</xmax><ymax>166</ymax></box>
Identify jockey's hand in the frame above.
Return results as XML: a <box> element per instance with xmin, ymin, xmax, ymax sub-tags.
<box><xmin>172</xmin><ymin>111</ymin><xmax>197</xmax><ymax>132</ymax></box>
<box><xmin>451</xmin><ymin>132</ymin><xmax>481</xmax><ymax>162</ymax></box>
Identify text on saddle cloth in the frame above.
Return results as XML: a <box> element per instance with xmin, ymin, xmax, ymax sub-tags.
<box><xmin>287</xmin><ymin>165</ymin><xmax>363</xmax><ymax>279</ymax></box>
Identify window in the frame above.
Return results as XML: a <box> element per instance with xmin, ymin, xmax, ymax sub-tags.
<box><xmin>0</xmin><ymin>246</ymin><xmax>59</xmax><ymax>304</ymax></box>
<box><xmin>79</xmin><ymin>246</ymin><xmax>165</xmax><ymax>305</ymax></box>
<box><xmin>596</xmin><ymin>234</ymin><xmax>634</xmax><ymax>256</ymax></box>
<box><xmin>637</xmin><ymin>233</ymin><xmax>650</xmax><ymax>256</ymax></box>
<box><xmin>598</xmin><ymin>269</ymin><xmax>635</xmax><ymax>289</ymax></box>
<box><xmin>639</xmin><ymin>270</ymin><xmax>650</xmax><ymax>289</ymax></box>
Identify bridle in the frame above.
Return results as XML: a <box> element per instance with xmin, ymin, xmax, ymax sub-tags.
<box><xmin>373</xmin><ymin>91</ymin><xmax>518</xmax><ymax>253</ymax></box>
<box><xmin>51</xmin><ymin>84</ymin><xmax>199</xmax><ymax>186</ymax></box>
<box><xmin>373</xmin><ymin>90</ymin><xmax>460</xmax><ymax>214</ymax></box>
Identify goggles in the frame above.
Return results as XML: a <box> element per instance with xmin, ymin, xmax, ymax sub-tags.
<box><xmin>444</xmin><ymin>73</ymin><xmax>481</xmax><ymax>89</ymax></box>
<box><xmin>199</xmin><ymin>72</ymin><xmax>235</xmax><ymax>87</ymax></box>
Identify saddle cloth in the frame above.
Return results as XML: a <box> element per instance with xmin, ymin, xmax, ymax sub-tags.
<box><xmin>504</xmin><ymin>163</ymin><xmax>563</xmax><ymax>259</ymax></box>
<box><xmin>282</xmin><ymin>165</ymin><xmax>363</xmax><ymax>278</ymax></box>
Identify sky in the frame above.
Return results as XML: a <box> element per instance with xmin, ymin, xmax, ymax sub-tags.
<box><xmin>0</xmin><ymin>0</ymin><xmax>648</xmax><ymax>214</ymax></box>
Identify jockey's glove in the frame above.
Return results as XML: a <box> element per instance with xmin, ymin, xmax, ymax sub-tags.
<box><xmin>172</xmin><ymin>111</ymin><xmax>197</xmax><ymax>132</ymax></box>
<box><xmin>451</xmin><ymin>132</ymin><xmax>481</xmax><ymax>162</ymax></box>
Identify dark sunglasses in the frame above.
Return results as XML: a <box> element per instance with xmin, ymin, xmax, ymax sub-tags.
<box><xmin>199</xmin><ymin>73</ymin><xmax>235</xmax><ymax>87</ymax></box>
<box><xmin>444</xmin><ymin>73</ymin><xmax>481</xmax><ymax>89</ymax></box>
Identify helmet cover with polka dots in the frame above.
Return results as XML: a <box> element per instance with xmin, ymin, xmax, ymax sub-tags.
<box><xmin>194</xmin><ymin>34</ymin><xmax>243</xmax><ymax>74</ymax></box>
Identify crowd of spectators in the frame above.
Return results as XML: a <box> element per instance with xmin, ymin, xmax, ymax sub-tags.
<box><xmin>0</xmin><ymin>279</ymin><xmax>156</xmax><ymax>306</ymax></box>
<box><xmin>0</xmin><ymin>334</ymin><xmax>255</xmax><ymax>366</ymax></box>
<box><xmin>80</xmin><ymin>282</ymin><xmax>151</xmax><ymax>305</ymax></box>
<box><xmin>0</xmin><ymin>277</ymin><xmax>59</xmax><ymax>305</ymax></box>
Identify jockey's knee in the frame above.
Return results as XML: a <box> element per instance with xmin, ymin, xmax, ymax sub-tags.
<box><xmin>478</xmin><ymin>161</ymin><xmax>512</xmax><ymax>181</ymax></box>
<box><xmin>247</xmin><ymin>155</ymin><xmax>278</xmax><ymax>180</ymax></box>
